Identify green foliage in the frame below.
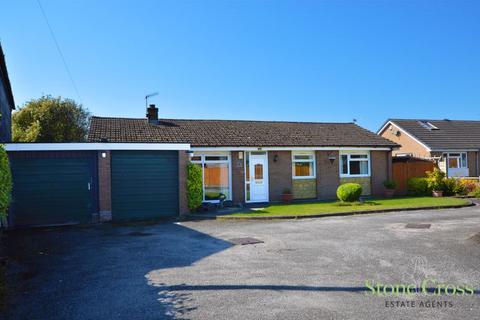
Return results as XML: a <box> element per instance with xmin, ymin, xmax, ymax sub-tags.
<box><xmin>383</xmin><ymin>179</ymin><xmax>397</xmax><ymax>189</ymax></box>
<box><xmin>474</xmin><ymin>187</ymin><xmax>480</xmax><ymax>199</ymax></box>
<box><xmin>0</xmin><ymin>145</ymin><xmax>12</xmax><ymax>218</ymax></box>
<box><xmin>425</xmin><ymin>168</ymin><xmax>445</xmax><ymax>191</ymax></box>
<box><xmin>186</xmin><ymin>163</ymin><xmax>203</xmax><ymax>211</ymax></box>
<box><xmin>459</xmin><ymin>178</ymin><xmax>478</xmax><ymax>195</ymax></box>
<box><xmin>336</xmin><ymin>183</ymin><xmax>362</xmax><ymax>202</ymax></box>
<box><xmin>442</xmin><ymin>178</ymin><xmax>458</xmax><ymax>196</ymax></box>
<box><xmin>12</xmin><ymin>95</ymin><xmax>90</xmax><ymax>142</ymax></box>
<box><xmin>407</xmin><ymin>177</ymin><xmax>431</xmax><ymax>196</ymax></box>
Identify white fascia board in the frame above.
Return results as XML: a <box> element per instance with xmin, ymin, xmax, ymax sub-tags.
<box><xmin>378</xmin><ymin>121</ymin><xmax>431</xmax><ymax>152</ymax></box>
<box><xmin>192</xmin><ymin>146</ymin><xmax>392</xmax><ymax>151</ymax></box>
<box><xmin>4</xmin><ymin>143</ymin><xmax>191</xmax><ymax>151</ymax></box>
<box><xmin>376</xmin><ymin>121</ymin><xmax>392</xmax><ymax>135</ymax></box>
<box><xmin>430</xmin><ymin>149</ymin><xmax>478</xmax><ymax>152</ymax></box>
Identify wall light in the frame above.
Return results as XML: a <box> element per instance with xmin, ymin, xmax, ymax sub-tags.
<box><xmin>328</xmin><ymin>153</ymin><xmax>336</xmax><ymax>164</ymax></box>
<box><xmin>273</xmin><ymin>154</ymin><xmax>279</xmax><ymax>162</ymax></box>
<box><xmin>101</xmin><ymin>152</ymin><xmax>107</xmax><ymax>159</ymax></box>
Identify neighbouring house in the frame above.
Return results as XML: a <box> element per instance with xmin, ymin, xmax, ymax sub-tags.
<box><xmin>378</xmin><ymin>119</ymin><xmax>480</xmax><ymax>178</ymax></box>
<box><xmin>4</xmin><ymin>105</ymin><xmax>397</xmax><ymax>227</ymax></box>
<box><xmin>0</xmin><ymin>43</ymin><xmax>15</xmax><ymax>142</ymax></box>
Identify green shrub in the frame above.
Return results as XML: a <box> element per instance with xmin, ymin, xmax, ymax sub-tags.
<box><xmin>186</xmin><ymin>162</ymin><xmax>203</xmax><ymax>211</ymax></box>
<box><xmin>383</xmin><ymin>179</ymin><xmax>397</xmax><ymax>189</ymax></box>
<box><xmin>0</xmin><ymin>145</ymin><xmax>12</xmax><ymax>218</ymax></box>
<box><xmin>459</xmin><ymin>178</ymin><xmax>478</xmax><ymax>195</ymax></box>
<box><xmin>442</xmin><ymin>177</ymin><xmax>460</xmax><ymax>196</ymax></box>
<box><xmin>474</xmin><ymin>187</ymin><xmax>480</xmax><ymax>199</ymax></box>
<box><xmin>407</xmin><ymin>177</ymin><xmax>431</xmax><ymax>196</ymax></box>
<box><xmin>336</xmin><ymin>183</ymin><xmax>362</xmax><ymax>202</ymax></box>
<box><xmin>426</xmin><ymin>168</ymin><xmax>445</xmax><ymax>191</ymax></box>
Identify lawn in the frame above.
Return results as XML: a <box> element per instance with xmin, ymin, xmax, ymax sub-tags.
<box><xmin>230</xmin><ymin>197</ymin><xmax>470</xmax><ymax>217</ymax></box>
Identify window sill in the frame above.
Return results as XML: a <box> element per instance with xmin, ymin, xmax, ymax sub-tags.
<box><xmin>203</xmin><ymin>199</ymin><xmax>232</xmax><ymax>204</ymax></box>
<box><xmin>340</xmin><ymin>174</ymin><xmax>371</xmax><ymax>178</ymax></box>
<box><xmin>292</xmin><ymin>176</ymin><xmax>316</xmax><ymax>180</ymax></box>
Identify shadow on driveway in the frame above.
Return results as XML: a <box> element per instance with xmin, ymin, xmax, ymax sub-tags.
<box><xmin>1</xmin><ymin>221</ymin><xmax>232</xmax><ymax>320</ymax></box>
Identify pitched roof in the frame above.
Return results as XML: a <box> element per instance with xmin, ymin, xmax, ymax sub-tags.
<box><xmin>381</xmin><ymin>119</ymin><xmax>480</xmax><ymax>150</ymax></box>
<box><xmin>0</xmin><ymin>43</ymin><xmax>15</xmax><ymax>109</ymax></box>
<box><xmin>88</xmin><ymin>116</ymin><xmax>398</xmax><ymax>148</ymax></box>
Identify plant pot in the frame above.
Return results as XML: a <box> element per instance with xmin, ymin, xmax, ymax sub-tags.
<box><xmin>281</xmin><ymin>193</ymin><xmax>293</xmax><ymax>203</ymax></box>
<box><xmin>432</xmin><ymin>190</ymin><xmax>443</xmax><ymax>197</ymax></box>
<box><xmin>384</xmin><ymin>188</ymin><xmax>395</xmax><ymax>198</ymax></box>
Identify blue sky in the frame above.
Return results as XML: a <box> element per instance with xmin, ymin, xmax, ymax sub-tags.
<box><xmin>1</xmin><ymin>0</ymin><xmax>479</xmax><ymax>131</ymax></box>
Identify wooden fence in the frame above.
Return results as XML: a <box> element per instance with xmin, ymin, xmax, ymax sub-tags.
<box><xmin>392</xmin><ymin>157</ymin><xmax>437</xmax><ymax>195</ymax></box>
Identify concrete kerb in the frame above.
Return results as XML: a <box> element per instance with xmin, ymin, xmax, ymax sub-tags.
<box><xmin>184</xmin><ymin>200</ymin><xmax>475</xmax><ymax>221</ymax></box>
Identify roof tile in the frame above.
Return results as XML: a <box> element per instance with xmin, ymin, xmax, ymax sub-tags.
<box><xmin>88</xmin><ymin>117</ymin><xmax>398</xmax><ymax>148</ymax></box>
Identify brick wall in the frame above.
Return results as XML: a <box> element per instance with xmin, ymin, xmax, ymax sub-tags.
<box><xmin>231</xmin><ymin>151</ymin><xmax>245</xmax><ymax>204</ymax></box>
<box><xmin>380</xmin><ymin>123</ymin><xmax>430</xmax><ymax>158</ymax></box>
<box><xmin>178</xmin><ymin>151</ymin><xmax>189</xmax><ymax>215</ymax></box>
<box><xmin>468</xmin><ymin>151</ymin><xmax>478</xmax><ymax>176</ymax></box>
<box><xmin>316</xmin><ymin>151</ymin><xmax>340</xmax><ymax>200</ymax></box>
<box><xmin>370</xmin><ymin>150</ymin><xmax>391</xmax><ymax>196</ymax></box>
<box><xmin>97</xmin><ymin>150</ymin><xmax>112</xmax><ymax>221</ymax></box>
<box><xmin>340</xmin><ymin>177</ymin><xmax>371</xmax><ymax>195</ymax></box>
<box><xmin>268</xmin><ymin>151</ymin><xmax>292</xmax><ymax>202</ymax></box>
<box><xmin>292</xmin><ymin>179</ymin><xmax>316</xmax><ymax>199</ymax></box>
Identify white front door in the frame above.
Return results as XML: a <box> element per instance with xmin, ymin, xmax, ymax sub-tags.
<box><xmin>248</xmin><ymin>153</ymin><xmax>269</xmax><ymax>202</ymax></box>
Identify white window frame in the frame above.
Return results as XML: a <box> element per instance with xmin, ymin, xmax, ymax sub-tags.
<box><xmin>446</xmin><ymin>152</ymin><xmax>467</xmax><ymax>169</ymax></box>
<box><xmin>191</xmin><ymin>152</ymin><xmax>232</xmax><ymax>203</ymax></box>
<box><xmin>339</xmin><ymin>151</ymin><xmax>371</xmax><ymax>178</ymax></box>
<box><xmin>292</xmin><ymin>151</ymin><xmax>316</xmax><ymax>179</ymax></box>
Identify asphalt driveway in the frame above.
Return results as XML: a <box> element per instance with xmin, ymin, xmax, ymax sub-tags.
<box><xmin>2</xmin><ymin>206</ymin><xmax>480</xmax><ymax>319</ymax></box>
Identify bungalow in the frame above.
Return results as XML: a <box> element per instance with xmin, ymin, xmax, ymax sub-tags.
<box><xmin>378</xmin><ymin>119</ymin><xmax>480</xmax><ymax>178</ymax></box>
<box><xmin>86</xmin><ymin>104</ymin><xmax>398</xmax><ymax>217</ymax></box>
<box><xmin>5</xmin><ymin>105</ymin><xmax>398</xmax><ymax>227</ymax></box>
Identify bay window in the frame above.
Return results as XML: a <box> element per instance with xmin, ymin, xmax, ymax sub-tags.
<box><xmin>191</xmin><ymin>154</ymin><xmax>231</xmax><ymax>202</ymax></box>
<box><xmin>292</xmin><ymin>152</ymin><xmax>316</xmax><ymax>179</ymax></box>
<box><xmin>340</xmin><ymin>152</ymin><xmax>370</xmax><ymax>177</ymax></box>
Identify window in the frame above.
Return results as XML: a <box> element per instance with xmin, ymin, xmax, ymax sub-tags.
<box><xmin>292</xmin><ymin>152</ymin><xmax>316</xmax><ymax>179</ymax></box>
<box><xmin>254</xmin><ymin>164</ymin><xmax>263</xmax><ymax>180</ymax></box>
<box><xmin>447</xmin><ymin>153</ymin><xmax>467</xmax><ymax>169</ymax></box>
<box><xmin>340</xmin><ymin>152</ymin><xmax>370</xmax><ymax>177</ymax></box>
<box><xmin>418</xmin><ymin>121</ymin><xmax>439</xmax><ymax>131</ymax></box>
<box><xmin>191</xmin><ymin>153</ymin><xmax>231</xmax><ymax>202</ymax></box>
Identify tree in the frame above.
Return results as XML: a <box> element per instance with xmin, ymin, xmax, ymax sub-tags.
<box><xmin>12</xmin><ymin>95</ymin><xmax>90</xmax><ymax>142</ymax></box>
<box><xmin>0</xmin><ymin>145</ymin><xmax>11</xmax><ymax>219</ymax></box>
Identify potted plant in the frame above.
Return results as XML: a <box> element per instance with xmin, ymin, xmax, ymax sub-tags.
<box><xmin>383</xmin><ymin>180</ymin><xmax>397</xmax><ymax>198</ymax></box>
<box><xmin>426</xmin><ymin>168</ymin><xmax>445</xmax><ymax>197</ymax></box>
<box><xmin>281</xmin><ymin>188</ymin><xmax>293</xmax><ymax>203</ymax></box>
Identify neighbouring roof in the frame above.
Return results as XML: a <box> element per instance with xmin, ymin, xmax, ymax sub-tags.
<box><xmin>380</xmin><ymin>119</ymin><xmax>480</xmax><ymax>150</ymax></box>
<box><xmin>88</xmin><ymin>117</ymin><xmax>399</xmax><ymax>148</ymax></box>
<box><xmin>0</xmin><ymin>43</ymin><xmax>15</xmax><ymax>109</ymax></box>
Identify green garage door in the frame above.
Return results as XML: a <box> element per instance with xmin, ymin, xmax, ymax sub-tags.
<box><xmin>10</xmin><ymin>156</ymin><xmax>96</xmax><ymax>227</ymax></box>
<box><xmin>111</xmin><ymin>151</ymin><xmax>179</xmax><ymax>221</ymax></box>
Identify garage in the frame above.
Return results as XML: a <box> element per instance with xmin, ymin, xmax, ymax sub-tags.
<box><xmin>9</xmin><ymin>151</ymin><xmax>97</xmax><ymax>227</ymax></box>
<box><xmin>111</xmin><ymin>150</ymin><xmax>179</xmax><ymax>221</ymax></box>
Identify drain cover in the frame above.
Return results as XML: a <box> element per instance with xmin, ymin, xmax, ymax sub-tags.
<box><xmin>229</xmin><ymin>237</ymin><xmax>264</xmax><ymax>245</ymax></box>
<box><xmin>405</xmin><ymin>223</ymin><xmax>431</xmax><ymax>229</ymax></box>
